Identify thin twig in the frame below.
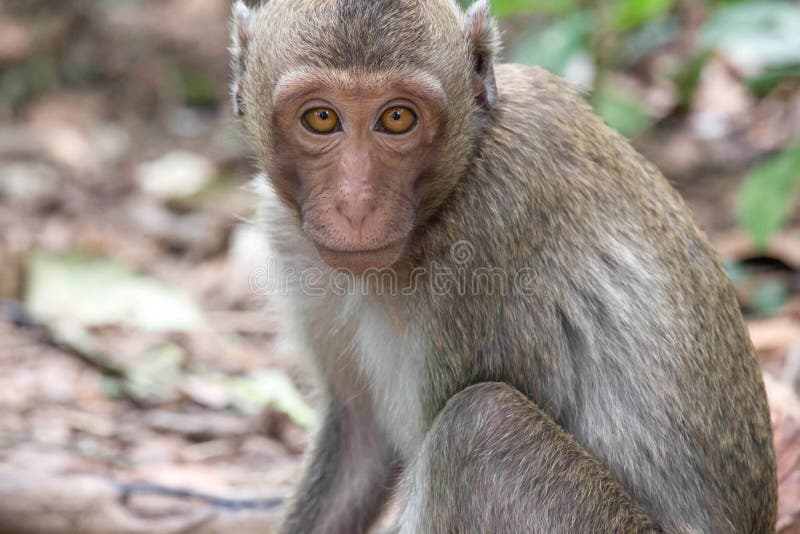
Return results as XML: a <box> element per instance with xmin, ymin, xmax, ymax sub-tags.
<box><xmin>119</xmin><ymin>482</ymin><xmax>284</xmax><ymax>512</ymax></box>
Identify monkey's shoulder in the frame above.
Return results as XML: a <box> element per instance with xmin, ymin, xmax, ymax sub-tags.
<box><xmin>494</xmin><ymin>63</ymin><xmax>583</xmax><ymax>102</ymax></box>
<box><xmin>488</xmin><ymin>63</ymin><xmax>634</xmax><ymax>166</ymax></box>
<box><xmin>493</xmin><ymin>63</ymin><xmax>595</xmax><ymax>119</ymax></box>
<box><xmin>485</xmin><ymin>64</ymin><xmax>685</xmax><ymax>212</ymax></box>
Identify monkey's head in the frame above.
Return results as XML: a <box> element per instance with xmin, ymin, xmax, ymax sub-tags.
<box><xmin>231</xmin><ymin>0</ymin><xmax>499</xmax><ymax>273</ymax></box>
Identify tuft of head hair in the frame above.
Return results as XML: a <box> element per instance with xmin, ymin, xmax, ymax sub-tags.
<box><xmin>230</xmin><ymin>0</ymin><xmax>258</xmax><ymax>117</ymax></box>
<box><xmin>229</xmin><ymin>0</ymin><xmax>502</xmax><ymax>115</ymax></box>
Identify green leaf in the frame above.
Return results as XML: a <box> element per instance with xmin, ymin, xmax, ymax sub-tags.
<box><xmin>611</xmin><ymin>0</ymin><xmax>676</xmax><ymax>31</ymax></box>
<box><xmin>723</xmin><ymin>262</ymin><xmax>745</xmax><ymax>286</ymax></box>
<box><xmin>671</xmin><ymin>52</ymin><xmax>712</xmax><ymax>109</ymax></box>
<box><xmin>745</xmin><ymin>64</ymin><xmax>800</xmax><ymax>96</ymax></box>
<box><xmin>700</xmin><ymin>2</ymin><xmax>800</xmax><ymax>73</ymax></box>
<box><xmin>228</xmin><ymin>371</ymin><xmax>316</xmax><ymax>428</ymax></box>
<box><xmin>592</xmin><ymin>86</ymin><xmax>652</xmax><ymax>138</ymax></box>
<box><xmin>620</xmin><ymin>15</ymin><xmax>680</xmax><ymax>65</ymax></box>
<box><xmin>511</xmin><ymin>11</ymin><xmax>594</xmax><ymax>75</ymax></box>
<box><xmin>178</xmin><ymin>69</ymin><xmax>219</xmax><ymax>108</ymax></box>
<box><xmin>738</xmin><ymin>144</ymin><xmax>800</xmax><ymax>249</ymax></box>
<box><xmin>126</xmin><ymin>344</ymin><xmax>186</xmax><ymax>403</ymax></box>
<box><xmin>462</xmin><ymin>0</ymin><xmax>577</xmax><ymax>16</ymax></box>
<box><xmin>751</xmin><ymin>279</ymin><xmax>790</xmax><ymax>317</ymax></box>
<box><xmin>25</xmin><ymin>252</ymin><xmax>205</xmax><ymax>332</ymax></box>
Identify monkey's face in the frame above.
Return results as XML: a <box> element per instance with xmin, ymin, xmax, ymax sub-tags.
<box><xmin>269</xmin><ymin>69</ymin><xmax>448</xmax><ymax>273</ymax></box>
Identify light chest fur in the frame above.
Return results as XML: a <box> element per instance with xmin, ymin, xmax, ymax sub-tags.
<box><xmin>298</xmin><ymin>288</ymin><xmax>427</xmax><ymax>458</ymax></box>
<box><xmin>262</xmin><ymin>182</ymin><xmax>428</xmax><ymax>458</ymax></box>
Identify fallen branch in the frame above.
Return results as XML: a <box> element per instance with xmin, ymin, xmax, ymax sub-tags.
<box><xmin>119</xmin><ymin>482</ymin><xmax>283</xmax><ymax>512</ymax></box>
<box><xmin>0</xmin><ymin>471</ymin><xmax>283</xmax><ymax>534</ymax></box>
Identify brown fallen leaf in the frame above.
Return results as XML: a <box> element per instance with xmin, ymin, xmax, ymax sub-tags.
<box><xmin>749</xmin><ymin>318</ymin><xmax>800</xmax><ymax>354</ymax></box>
<box><xmin>0</xmin><ymin>18</ymin><xmax>31</xmax><ymax>65</ymax></box>
<box><xmin>715</xmin><ymin>230</ymin><xmax>800</xmax><ymax>271</ymax></box>
<box><xmin>764</xmin><ymin>374</ymin><xmax>800</xmax><ymax>532</ymax></box>
<box><xmin>145</xmin><ymin>409</ymin><xmax>255</xmax><ymax>441</ymax></box>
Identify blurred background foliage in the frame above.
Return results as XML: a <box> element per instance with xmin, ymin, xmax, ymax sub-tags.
<box><xmin>458</xmin><ymin>0</ymin><xmax>800</xmax><ymax>248</ymax></box>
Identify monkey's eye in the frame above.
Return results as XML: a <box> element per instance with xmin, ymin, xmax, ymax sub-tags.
<box><xmin>378</xmin><ymin>106</ymin><xmax>417</xmax><ymax>134</ymax></box>
<box><xmin>304</xmin><ymin>108</ymin><xmax>340</xmax><ymax>134</ymax></box>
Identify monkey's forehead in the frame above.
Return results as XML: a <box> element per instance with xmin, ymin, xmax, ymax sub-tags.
<box><xmin>272</xmin><ymin>67</ymin><xmax>448</xmax><ymax>109</ymax></box>
<box><xmin>250</xmin><ymin>0</ymin><xmax>467</xmax><ymax>74</ymax></box>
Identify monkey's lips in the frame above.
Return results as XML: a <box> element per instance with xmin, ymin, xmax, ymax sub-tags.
<box><xmin>315</xmin><ymin>240</ymin><xmax>406</xmax><ymax>274</ymax></box>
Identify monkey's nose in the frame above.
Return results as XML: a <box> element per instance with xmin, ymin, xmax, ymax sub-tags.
<box><xmin>336</xmin><ymin>198</ymin><xmax>375</xmax><ymax>233</ymax></box>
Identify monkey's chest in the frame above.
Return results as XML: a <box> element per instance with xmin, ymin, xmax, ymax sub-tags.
<box><xmin>351</xmin><ymin>297</ymin><xmax>427</xmax><ymax>458</ymax></box>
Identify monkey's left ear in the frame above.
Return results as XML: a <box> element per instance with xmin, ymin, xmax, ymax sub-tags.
<box><xmin>230</xmin><ymin>1</ymin><xmax>254</xmax><ymax>118</ymax></box>
<box><xmin>464</xmin><ymin>0</ymin><xmax>500</xmax><ymax>109</ymax></box>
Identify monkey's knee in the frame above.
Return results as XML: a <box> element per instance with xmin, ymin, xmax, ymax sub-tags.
<box><xmin>399</xmin><ymin>383</ymin><xmax>662</xmax><ymax>533</ymax></box>
<box><xmin>419</xmin><ymin>382</ymin><xmax>540</xmax><ymax>477</ymax></box>
<box><xmin>430</xmin><ymin>382</ymin><xmax>534</xmax><ymax>440</ymax></box>
<box><xmin>394</xmin><ymin>383</ymin><xmax>539</xmax><ymax>532</ymax></box>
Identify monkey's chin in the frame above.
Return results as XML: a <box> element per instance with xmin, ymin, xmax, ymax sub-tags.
<box><xmin>316</xmin><ymin>242</ymin><xmax>405</xmax><ymax>275</ymax></box>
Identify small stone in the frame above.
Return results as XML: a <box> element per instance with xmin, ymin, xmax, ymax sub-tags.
<box><xmin>136</xmin><ymin>150</ymin><xmax>216</xmax><ymax>200</ymax></box>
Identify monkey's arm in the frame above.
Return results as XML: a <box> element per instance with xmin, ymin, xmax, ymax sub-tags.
<box><xmin>280</xmin><ymin>394</ymin><xmax>398</xmax><ymax>534</ymax></box>
<box><xmin>394</xmin><ymin>383</ymin><xmax>662</xmax><ymax>534</ymax></box>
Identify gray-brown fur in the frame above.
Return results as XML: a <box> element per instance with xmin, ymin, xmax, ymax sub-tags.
<box><xmin>280</xmin><ymin>394</ymin><xmax>399</xmax><ymax>533</ymax></box>
<box><xmin>393</xmin><ymin>383</ymin><xmax>661</xmax><ymax>533</ymax></box>
<box><xmin>231</xmin><ymin>0</ymin><xmax>777</xmax><ymax>532</ymax></box>
<box><xmin>407</xmin><ymin>63</ymin><xmax>776</xmax><ymax>532</ymax></box>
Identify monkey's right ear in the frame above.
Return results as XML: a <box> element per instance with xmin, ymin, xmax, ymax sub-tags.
<box><xmin>464</xmin><ymin>0</ymin><xmax>500</xmax><ymax>109</ymax></box>
<box><xmin>230</xmin><ymin>1</ymin><xmax>255</xmax><ymax>118</ymax></box>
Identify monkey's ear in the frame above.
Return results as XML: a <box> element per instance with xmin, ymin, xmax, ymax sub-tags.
<box><xmin>464</xmin><ymin>0</ymin><xmax>500</xmax><ymax>109</ymax></box>
<box><xmin>230</xmin><ymin>1</ymin><xmax>255</xmax><ymax>118</ymax></box>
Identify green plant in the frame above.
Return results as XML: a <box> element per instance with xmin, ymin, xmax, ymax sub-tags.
<box><xmin>738</xmin><ymin>143</ymin><xmax>800</xmax><ymax>248</ymax></box>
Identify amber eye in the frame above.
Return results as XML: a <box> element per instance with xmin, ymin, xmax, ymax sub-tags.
<box><xmin>379</xmin><ymin>106</ymin><xmax>417</xmax><ymax>134</ymax></box>
<box><xmin>304</xmin><ymin>107</ymin><xmax>340</xmax><ymax>134</ymax></box>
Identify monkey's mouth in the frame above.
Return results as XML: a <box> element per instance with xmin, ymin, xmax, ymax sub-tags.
<box><xmin>314</xmin><ymin>240</ymin><xmax>406</xmax><ymax>274</ymax></box>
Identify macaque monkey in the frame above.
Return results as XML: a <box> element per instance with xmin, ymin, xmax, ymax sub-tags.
<box><xmin>230</xmin><ymin>0</ymin><xmax>777</xmax><ymax>532</ymax></box>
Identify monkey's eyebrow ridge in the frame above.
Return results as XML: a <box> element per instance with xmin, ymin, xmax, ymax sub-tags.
<box><xmin>272</xmin><ymin>67</ymin><xmax>447</xmax><ymax>110</ymax></box>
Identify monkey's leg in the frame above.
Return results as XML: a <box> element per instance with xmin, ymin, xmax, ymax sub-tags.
<box><xmin>280</xmin><ymin>395</ymin><xmax>398</xmax><ymax>534</ymax></box>
<box><xmin>393</xmin><ymin>382</ymin><xmax>661</xmax><ymax>534</ymax></box>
